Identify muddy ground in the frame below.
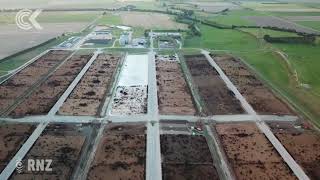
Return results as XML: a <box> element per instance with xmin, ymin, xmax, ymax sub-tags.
<box><xmin>111</xmin><ymin>86</ymin><xmax>148</xmax><ymax>115</ymax></box>
<box><xmin>0</xmin><ymin>50</ymin><xmax>71</xmax><ymax>113</ymax></box>
<box><xmin>59</xmin><ymin>54</ymin><xmax>121</xmax><ymax>116</ymax></box>
<box><xmin>10</xmin><ymin>123</ymin><xmax>87</xmax><ymax>180</ymax></box>
<box><xmin>87</xmin><ymin>123</ymin><xmax>146</xmax><ymax>180</ymax></box>
<box><xmin>9</xmin><ymin>54</ymin><xmax>93</xmax><ymax>117</ymax></box>
<box><xmin>268</xmin><ymin>122</ymin><xmax>320</xmax><ymax>179</ymax></box>
<box><xmin>0</xmin><ymin>123</ymin><xmax>35</xmax><ymax>172</ymax></box>
<box><xmin>161</xmin><ymin>134</ymin><xmax>220</xmax><ymax>180</ymax></box>
<box><xmin>215</xmin><ymin>123</ymin><xmax>296</xmax><ymax>180</ymax></box>
<box><xmin>156</xmin><ymin>55</ymin><xmax>196</xmax><ymax>115</ymax></box>
<box><xmin>184</xmin><ymin>54</ymin><xmax>244</xmax><ymax>115</ymax></box>
<box><xmin>213</xmin><ymin>55</ymin><xmax>293</xmax><ymax>115</ymax></box>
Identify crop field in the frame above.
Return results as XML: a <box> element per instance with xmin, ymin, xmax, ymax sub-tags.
<box><xmin>120</xmin><ymin>12</ymin><xmax>187</xmax><ymax>30</ymax></box>
<box><xmin>244</xmin><ymin>16</ymin><xmax>319</xmax><ymax>34</ymax></box>
<box><xmin>0</xmin><ymin>23</ymin><xmax>87</xmax><ymax>60</ymax></box>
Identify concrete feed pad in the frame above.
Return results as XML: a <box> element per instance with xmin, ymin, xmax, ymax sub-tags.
<box><xmin>184</xmin><ymin>55</ymin><xmax>244</xmax><ymax>115</ymax></box>
<box><xmin>160</xmin><ymin>134</ymin><xmax>220</xmax><ymax>179</ymax></box>
<box><xmin>273</xmin><ymin>131</ymin><xmax>320</xmax><ymax>179</ymax></box>
<box><xmin>0</xmin><ymin>123</ymin><xmax>35</xmax><ymax>172</ymax></box>
<box><xmin>9</xmin><ymin>54</ymin><xmax>91</xmax><ymax>117</ymax></box>
<box><xmin>214</xmin><ymin>55</ymin><xmax>294</xmax><ymax>115</ymax></box>
<box><xmin>10</xmin><ymin>124</ymin><xmax>86</xmax><ymax>180</ymax></box>
<box><xmin>215</xmin><ymin>123</ymin><xmax>296</xmax><ymax>179</ymax></box>
<box><xmin>162</xmin><ymin>164</ymin><xmax>219</xmax><ymax>180</ymax></box>
<box><xmin>117</xmin><ymin>55</ymin><xmax>148</xmax><ymax>87</ymax></box>
<box><xmin>59</xmin><ymin>54</ymin><xmax>121</xmax><ymax>116</ymax></box>
<box><xmin>156</xmin><ymin>60</ymin><xmax>196</xmax><ymax>115</ymax></box>
<box><xmin>244</xmin><ymin>16</ymin><xmax>319</xmax><ymax>34</ymax></box>
<box><xmin>87</xmin><ymin>125</ymin><xmax>146</xmax><ymax>180</ymax></box>
<box><xmin>111</xmin><ymin>86</ymin><xmax>148</xmax><ymax>115</ymax></box>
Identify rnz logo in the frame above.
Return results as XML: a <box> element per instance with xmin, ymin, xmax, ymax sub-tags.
<box><xmin>16</xmin><ymin>159</ymin><xmax>52</xmax><ymax>173</ymax></box>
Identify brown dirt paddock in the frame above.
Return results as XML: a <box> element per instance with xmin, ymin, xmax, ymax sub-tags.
<box><xmin>161</xmin><ymin>134</ymin><xmax>220</xmax><ymax>180</ymax></box>
<box><xmin>0</xmin><ymin>50</ymin><xmax>71</xmax><ymax>113</ymax></box>
<box><xmin>10</xmin><ymin>123</ymin><xmax>87</xmax><ymax>180</ymax></box>
<box><xmin>213</xmin><ymin>54</ymin><xmax>294</xmax><ymax>115</ymax></box>
<box><xmin>215</xmin><ymin>123</ymin><xmax>296</xmax><ymax>180</ymax></box>
<box><xmin>268</xmin><ymin>122</ymin><xmax>320</xmax><ymax>180</ymax></box>
<box><xmin>9</xmin><ymin>53</ymin><xmax>93</xmax><ymax>117</ymax></box>
<box><xmin>59</xmin><ymin>54</ymin><xmax>121</xmax><ymax>116</ymax></box>
<box><xmin>243</xmin><ymin>16</ymin><xmax>319</xmax><ymax>34</ymax></box>
<box><xmin>120</xmin><ymin>12</ymin><xmax>187</xmax><ymax>29</ymax></box>
<box><xmin>156</xmin><ymin>55</ymin><xmax>197</xmax><ymax>115</ymax></box>
<box><xmin>0</xmin><ymin>123</ymin><xmax>35</xmax><ymax>171</ymax></box>
<box><xmin>87</xmin><ymin>123</ymin><xmax>146</xmax><ymax>180</ymax></box>
<box><xmin>184</xmin><ymin>54</ymin><xmax>244</xmax><ymax>115</ymax></box>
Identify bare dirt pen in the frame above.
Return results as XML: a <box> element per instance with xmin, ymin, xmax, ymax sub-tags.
<box><xmin>156</xmin><ymin>55</ymin><xmax>196</xmax><ymax>115</ymax></box>
<box><xmin>244</xmin><ymin>16</ymin><xmax>319</xmax><ymax>34</ymax></box>
<box><xmin>10</xmin><ymin>53</ymin><xmax>93</xmax><ymax>117</ymax></box>
<box><xmin>88</xmin><ymin>123</ymin><xmax>146</xmax><ymax>180</ymax></box>
<box><xmin>215</xmin><ymin>123</ymin><xmax>296</xmax><ymax>180</ymax></box>
<box><xmin>268</xmin><ymin>122</ymin><xmax>320</xmax><ymax>179</ymax></box>
<box><xmin>120</xmin><ymin>12</ymin><xmax>187</xmax><ymax>29</ymax></box>
<box><xmin>0</xmin><ymin>123</ymin><xmax>35</xmax><ymax>171</ymax></box>
<box><xmin>161</xmin><ymin>134</ymin><xmax>220</xmax><ymax>180</ymax></box>
<box><xmin>10</xmin><ymin>123</ymin><xmax>86</xmax><ymax>180</ymax></box>
<box><xmin>0</xmin><ymin>23</ymin><xmax>87</xmax><ymax>60</ymax></box>
<box><xmin>0</xmin><ymin>50</ymin><xmax>71</xmax><ymax>113</ymax></box>
<box><xmin>59</xmin><ymin>53</ymin><xmax>121</xmax><ymax>116</ymax></box>
<box><xmin>184</xmin><ymin>54</ymin><xmax>244</xmax><ymax>115</ymax></box>
<box><xmin>213</xmin><ymin>55</ymin><xmax>294</xmax><ymax>115</ymax></box>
